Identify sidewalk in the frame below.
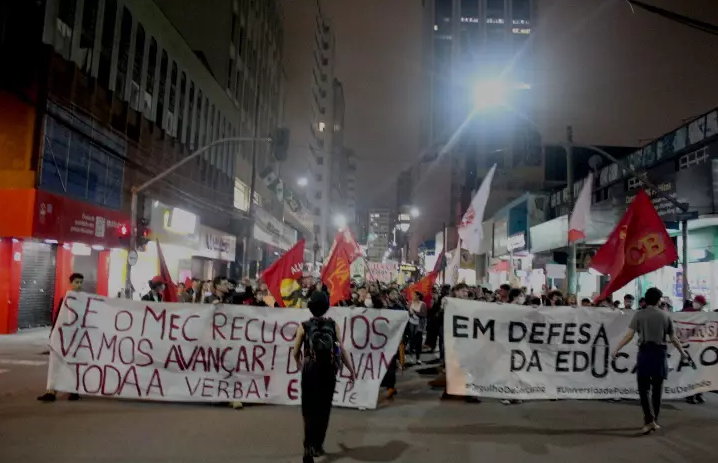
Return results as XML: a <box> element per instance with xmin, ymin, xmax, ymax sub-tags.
<box><xmin>0</xmin><ymin>328</ymin><xmax>50</xmax><ymax>354</ymax></box>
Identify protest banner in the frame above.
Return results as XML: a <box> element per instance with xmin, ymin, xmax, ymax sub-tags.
<box><xmin>47</xmin><ymin>293</ymin><xmax>408</xmax><ymax>409</ymax></box>
<box><xmin>365</xmin><ymin>262</ymin><xmax>398</xmax><ymax>283</ymax></box>
<box><xmin>444</xmin><ymin>298</ymin><xmax>718</xmax><ymax>400</ymax></box>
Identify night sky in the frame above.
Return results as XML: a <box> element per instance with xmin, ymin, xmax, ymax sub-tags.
<box><xmin>283</xmin><ymin>0</ymin><xmax>718</xmax><ymax>211</ymax></box>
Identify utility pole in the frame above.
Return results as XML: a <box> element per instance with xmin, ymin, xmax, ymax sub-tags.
<box><xmin>566</xmin><ymin>126</ymin><xmax>577</xmax><ymax>296</ymax></box>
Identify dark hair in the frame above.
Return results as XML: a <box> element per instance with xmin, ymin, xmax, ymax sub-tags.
<box><xmin>548</xmin><ymin>290</ymin><xmax>563</xmax><ymax>300</ymax></box>
<box><xmin>191</xmin><ymin>278</ymin><xmax>201</xmax><ymax>283</ymax></box>
<box><xmin>213</xmin><ymin>275</ymin><xmax>227</xmax><ymax>287</ymax></box>
<box><xmin>639</xmin><ymin>297</ymin><xmax>646</xmax><ymax>305</ymax></box>
<box><xmin>624</xmin><ymin>294</ymin><xmax>635</xmax><ymax>301</ymax></box>
<box><xmin>644</xmin><ymin>287</ymin><xmax>663</xmax><ymax>306</ymax></box>
<box><xmin>454</xmin><ymin>283</ymin><xmax>468</xmax><ymax>291</ymax></box>
<box><xmin>228</xmin><ymin>279</ymin><xmax>237</xmax><ymax>286</ymax></box>
<box><xmin>500</xmin><ymin>284</ymin><xmax>511</xmax><ymax>292</ymax></box>
<box><xmin>308</xmin><ymin>291</ymin><xmax>330</xmax><ymax>317</ymax></box>
<box><xmin>507</xmin><ymin>288</ymin><xmax>522</xmax><ymax>303</ymax></box>
<box><xmin>581</xmin><ymin>298</ymin><xmax>592</xmax><ymax>305</ymax></box>
<box><xmin>69</xmin><ymin>273</ymin><xmax>84</xmax><ymax>282</ymax></box>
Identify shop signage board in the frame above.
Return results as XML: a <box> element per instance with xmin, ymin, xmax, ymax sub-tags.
<box><xmin>197</xmin><ymin>226</ymin><xmax>237</xmax><ymax>262</ymax></box>
<box><xmin>445</xmin><ymin>298</ymin><xmax>718</xmax><ymax>400</ymax></box>
<box><xmin>507</xmin><ymin>232</ymin><xmax>526</xmax><ymax>252</ymax></box>
<box><xmin>33</xmin><ymin>190</ymin><xmax>129</xmax><ymax>248</ymax></box>
<box><xmin>47</xmin><ymin>292</ymin><xmax>408</xmax><ymax>409</ymax></box>
<box><xmin>254</xmin><ymin>208</ymin><xmax>295</xmax><ymax>251</ymax></box>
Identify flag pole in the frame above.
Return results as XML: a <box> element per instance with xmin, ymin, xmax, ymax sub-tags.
<box><xmin>441</xmin><ymin>222</ymin><xmax>447</xmax><ymax>285</ymax></box>
<box><xmin>566</xmin><ymin>126</ymin><xmax>578</xmax><ymax>297</ymax></box>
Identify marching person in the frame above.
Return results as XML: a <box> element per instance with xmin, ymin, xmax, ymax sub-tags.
<box><xmin>407</xmin><ymin>290</ymin><xmax>427</xmax><ymax>365</ymax></box>
<box><xmin>612</xmin><ymin>287</ymin><xmax>688</xmax><ymax>435</ymax></box>
<box><xmin>682</xmin><ymin>295</ymin><xmax>706</xmax><ymax>404</ymax></box>
<box><xmin>183</xmin><ymin>278</ymin><xmax>203</xmax><ymax>303</ymax></box>
<box><xmin>293</xmin><ymin>291</ymin><xmax>356</xmax><ymax>462</ymax></box>
<box><xmin>142</xmin><ymin>276</ymin><xmax>165</xmax><ymax>302</ymax></box>
<box><xmin>38</xmin><ymin>273</ymin><xmax>84</xmax><ymax>403</ymax></box>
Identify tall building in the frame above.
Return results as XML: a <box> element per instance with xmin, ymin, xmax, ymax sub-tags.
<box><xmin>345</xmin><ymin>149</ymin><xmax>358</xmax><ymax>227</ymax></box>
<box><xmin>0</xmin><ymin>0</ymin><xmax>288</xmax><ymax>333</ymax></box>
<box><xmin>366</xmin><ymin>209</ymin><xmax>392</xmax><ymax>263</ymax></box>
<box><xmin>412</xmin><ymin>0</ymin><xmax>541</xmax><ymax>256</ymax></box>
<box><xmin>283</xmin><ymin>0</ymin><xmax>338</xmax><ymax>261</ymax></box>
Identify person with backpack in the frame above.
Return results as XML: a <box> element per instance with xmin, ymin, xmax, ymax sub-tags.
<box><xmin>293</xmin><ymin>291</ymin><xmax>357</xmax><ymax>463</ymax></box>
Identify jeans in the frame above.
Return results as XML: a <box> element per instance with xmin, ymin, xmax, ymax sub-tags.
<box><xmin>637</xmin><ymin>375</ymin><xmax>664</xmax><ymax>425</ymax></box>
<box><xmin>301</xmin><ymin>367</ymin><xmax>336</xmax><ymax>451</ymax></box>
<box><xmin>408</xmin><ymin>323</ymin><xmax>423</xmax><ymax>361</ymax></box>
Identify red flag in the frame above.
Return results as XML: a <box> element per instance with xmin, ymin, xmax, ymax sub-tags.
<box><xmin>156</xmin><ymin>240</ymin><xmax>178</xmax><ymax>302</ymax></box>
<box><xmin>325</xmin><ymin>229</ymin><xmax>362</xmax><ymax>265</ymax></box>
<box><xmin>432</xmin><ymin>250</ymin><xmax>446</xmax><ymax>274</ymax></box>
<box><xmin>261</xmin><ymin>239</ymin><xmax>305</xmax><ymax>308</ymax></box>
<box><xmin>322</xmin><ymin>244</ymin><xmax>352</xmax><ymax>306</ymax></box>
<box><xmin>590</xmin><ymin>190</ymin><xmax>678</xmax><ymax>301</ymax></box>
<box><xmin>405</xmin><ymin>271</ymin><xmax>439</xmax><ymax>306</ymax></box>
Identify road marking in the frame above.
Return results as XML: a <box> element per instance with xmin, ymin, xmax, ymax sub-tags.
<box><xmin>0</xmin><ymin>359</ymin><xmax>47</xmax><ymax>366</ymax></box>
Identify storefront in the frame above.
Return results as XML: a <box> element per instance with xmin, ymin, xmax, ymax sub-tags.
<box><xmin>250</xmin><ymin>208</ymin><xmax>297</xmax><ymax>277</ymax></box>
<box><xmin>0</xmin><ymin>188</ymin><xmax>129</xmax><ymax>334</ymax></box>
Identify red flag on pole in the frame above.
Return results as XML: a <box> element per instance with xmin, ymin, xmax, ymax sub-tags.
<box><xmin>404</xmin><ymin>271</ymin><xmax>439</xmax><ymax>306</ymax></box>
<box><xmin>322</xmin><ymin>244</ymin><xmax>352</xmax><ymax>306</ymax></box>
<box><xmin>156</xmin><ymin>240</ymin><xmax>178</xmax><ymax>302</ymax></box>
<box><xmin>590</xmin><ymin>190</ymin><xmax>678</xmax><ymax>301</ymax></box>
<box><xmin>261</xmin><ymin>239</ymin><xmax>305</xmax><ymax>308</ymax></box>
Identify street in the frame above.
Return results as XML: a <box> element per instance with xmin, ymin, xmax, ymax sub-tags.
<box><xmin>0</xmin><ymin>330</ymin><xmax>717</xmax><ymax>463</ymax></box>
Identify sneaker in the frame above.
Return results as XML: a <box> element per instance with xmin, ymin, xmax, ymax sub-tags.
<box><xmin>500</xmin><ymin>399</ymin><xmax>511</xmax><ymax>405</ymax></box>
<box><xmin>68</xmin><ymin>393</ymin><xmax>80</xmax><ymax>401</ymax></box>
<box><xmin>686</xmin><ymin>396</ymin><xmax>697</xmax><ymax>404</ymax></box>
<box><xmin>312</xmin><ymin>447</ymin><xmax>326</xmax><ymax>457</ymax></box>
<box><xmin>416</xmin><ymin>359</ymin><xmax>423</xmax><ymax>365</ymax></box>
<box><xmin>696</xmin><ymin>394</ymin><xmax>705</xmax><ymax>404</ymax></box>
<box><xmin>511</xmin><ymin>399</ymin><xmax>523</xmax><ymax>404</ymax></box>
<box><xmin>641</xmin><ymin>424</ymin><xmax>654</xmax><ymax>435</ymax></box>
<box><xmin>37</xmin><ymin>392</ymin><xmax>56</xmax><ymax>402</ymax></box>
<box><xmin>230</xmin><ymin>401</ymin><xmax>243</xmax><ymax>409</ymax></box>
<box><xmin>651</xmin><ymin>422</ymin><xmax>661</xmax><ymax>431</ymax></box>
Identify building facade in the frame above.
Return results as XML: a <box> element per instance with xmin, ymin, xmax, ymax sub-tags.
<box><xmin>366</xmin><ymin>209</ymin><xmax>393</xmax><ymax>263</ymax></box>
<box><xmin>0</xmin><ymin>0</ymin><xmax>287</xmax><ymax>334</ymax></box>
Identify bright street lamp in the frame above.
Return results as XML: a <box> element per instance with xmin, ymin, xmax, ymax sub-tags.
<box><xmin>333</xmin><ymin>214</ymin><xmax>347</xmax><ymax>230</ymax></box>
<box><xmin>297</xmin><ymin>177</ymin><xmax>308</xmax><ymax>187</ymax></box>
<box><xmin>410</xmin><ymin>207</ymin><xmax>420</xmax><ymax>218</ymax></box>
<box><xmin>473</xmin><ymin>79</ymin><xmax>508</xmax><ymax>111</ymax></box>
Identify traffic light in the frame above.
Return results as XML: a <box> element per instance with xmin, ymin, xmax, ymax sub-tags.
<box><xmin>272</xmin><ymin>127</ymin><xmax>290</xmax><ymax>161</ymax></box>
<box><xmin>119</xmin><ymin>223</ymin><xmax>130</xmax><ymax>247</ymax></box>
<box><xmin>137</xmin><ymin>218</ymin><xmax>151</xmax><ymax>251</ymax></box>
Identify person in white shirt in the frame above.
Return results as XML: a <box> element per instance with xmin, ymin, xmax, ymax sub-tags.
<box><xmin>408</xmin><ymin>290</ymin><xmax>427</xmax><ymax>364</ymax></box>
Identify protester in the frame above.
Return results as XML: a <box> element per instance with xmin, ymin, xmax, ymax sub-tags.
<box><xmin>612</xmin><ymin>287</ymin><xmax>688</xmax><ymax>435</ymax></box>
<box><xmin>293</xmin><ymin>291</ymin><xmax>357</xmax><ymax>462</ymax></box>
<box><xmin>581</xmin><ymin>298</ymin><xmax>592</xmax><ymax>307</ymax></box>
<box><xmin>624</xmin><ymin>294</ymin><xmax>635</xmax><ymax>310</ymax></box>
<box><xmin>38</xmin><ymin>273</ymin><xmax>84</xmax><ymax>403</ymax></box>
<box><xmin>691</xmin><ymin>295</ymin><xmax>707</xmax><ymax>311</ymax></box>
<box><xmin>183</xmin><ymin>278</ymin><xmax>203</xmax><ymax>303</ymax></box>
<box><xmin>204</xmin><ymin>276</ymin><xmax>229</xmax><ymax>304</ymax></box>
<box><xmin>407</xmin><ymin>290</ymin><xmax>427</xmax><ymax>365</ymax></box>
<box><xmin>142</xmin><ymin>276</ymin><xmax>165</xmax><ymax>302</ymax></box>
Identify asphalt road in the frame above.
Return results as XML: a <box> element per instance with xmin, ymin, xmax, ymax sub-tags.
<box><xmin>2</xmin><ymin>329</ymin><xmax>718</xmax><ymax>463</ymax></box>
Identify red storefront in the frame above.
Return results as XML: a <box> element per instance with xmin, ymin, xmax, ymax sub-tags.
<box><xmin>0</xmin><ymin>188</ymin><xmax>129</xmax><ymax>334</ymax></box>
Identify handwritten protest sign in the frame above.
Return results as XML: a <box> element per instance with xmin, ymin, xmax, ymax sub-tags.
<box><xmin>366</xmin><ymin>262</ymin><xmax>398</xmax><ymax>283</ymax></box>
<box><xmin>47</xmin><ymin>293</ymin><xmax>408</xmax><ymax>409</ymax></box>
<box><xmin>444</xmin><ymin>298</ymin><xmax>718</xmax><ymax>400</ymax></box>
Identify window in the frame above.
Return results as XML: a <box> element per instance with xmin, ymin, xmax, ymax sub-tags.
<box><xmin>679</xmin><ymin>147</ymin><xmax>709</xmax><ymax>170</ymax></box>
<box><xmin>234</xmin><ymin>178</ymin><xmax>249</xmax><ymax>211</ymax></box>
<box><xmin>253</xmin><ymin>192</ymin><xmax>262</xmax><ymax>206</ymax></box>
<box><xmin>98</xmin><ymin>0</ymin><xmax>117</xmax><ymax>89</ymax></box>
<box><xmin>316</xmin><ymin>156</ymin><xmax>324</xmax><ymax>165</ymax></box>
<box><xmin>194</xmin><ymin>90</ymin><xmax>203</xmax><ymax>149</ymax></box>
<box><xmin>227</xmin><ymin>56</ymin><xmax>235</xmax><ymax>91</ymax></box>
<box><xmin>56</xmin><ymin>0</ymin><xmax>76</xmax><ymax>59</ymax></box>
<box><xmin>130</xmin><ymin>25</ymin><xmax>145</xmax><ymax>109</ymax></box>
<box><xmin>157</xmin><ymin>51</ymin><xmax>168</xmax><ymax>130</ymax></box>
<box><xmin>115</xmin><ymin>8</ymin><xmax>132</xmax><ymax>97</ymax></box>
<box><xmin>318</xmin><ymin>121</ymin><xmax>325</xmax><ymax>132</ymax></box>
<box><xmin>315</xmin><ymin>191</ymin><xmax>322</xmax><ymax>200</ymax></box>
<box><xmin>186</xmin><ymin>82</ymin><xmax>195</xmax><ymax>145</ymax></box>
<box><xmin>79</xmin><ymin>0</ymin><xmax>98</xmax><ymax>72</ymax></box>
<box><xmin>316</xmin><ymin>173</ymin><xmax>323</xmax><ymax>182</ymax></box>
<box><xmin>512</xmin><ymin>0</ymin><xmax>531</xmax><ymax>22</ymax></box>
<box><xmin>177</xmin><ymin>72</ymin><xmax>186</xmax><ymax>141</ymax></box>
<box><xmin>144</xmin><ymin>38</ymin><xmax>157</xmax><ymax>116</ymax></box>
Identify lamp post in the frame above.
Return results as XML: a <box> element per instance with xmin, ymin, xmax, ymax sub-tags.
<box><xmin>125</xmin><ymin>136</ymin><xmax>270</xmax><ymax>296</ymax></box>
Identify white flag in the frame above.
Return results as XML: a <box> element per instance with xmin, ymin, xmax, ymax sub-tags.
<box><xmin>458</xmin><ymin>164</ymin><xmax>496</xmax><ymax>254</ymax></box>
<box><xmin>568</xmin><ymin>173</ymin><xmax>593</xmax><ymax>243</ymax></box>
<box><xmin>445</xmin><ymin>246</ymin><xmax>461</xmax><ymax>286</ymax></box>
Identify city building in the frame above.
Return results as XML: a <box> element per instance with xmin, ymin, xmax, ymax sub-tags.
<box><xmin>411</xmin><ymin>0</ymin><xmax>541</xmax><ymax>260</ymax></box>
<box><xmin>282</xmin><ymin>0</ymin><xmax>337</xmax><ymax>262</ymax></box>
<box><xmin>481</xmin><ymin>108</ymin><xmax>718</xmax><ymax>306</ymax></box>
<box><xmin>345</xmin><ymin>149</ymin><xmax>358</xmax><ymax>228</ymax></box>
<box><xmin>0</xmin><ymin>0</ymin><xmax>288</xmax><ymax>334</ymax></box>
<box><xmin>366</xmin><ymin>209</ymin><xmax>393</xmax><ymax>263</ymax></box>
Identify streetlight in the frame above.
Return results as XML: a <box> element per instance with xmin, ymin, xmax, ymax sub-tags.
<box><xmin>333</xmin><ymin>214</ymin><xmax>347</xmax><ymax>230</ymax></box>
<box><xmin>472</xmin><ymin>79</ymin><xmax>509</xmax><ymax>111</ymax></box>
<box><xmin>297</xmin><ymin>177</ymin><xmax>308</xmax><ymax>187</ymax></box>
<box><xmin>410</xmin><ymin>207</ymin><xmax>420</xmax><ymax>218</ymax></box>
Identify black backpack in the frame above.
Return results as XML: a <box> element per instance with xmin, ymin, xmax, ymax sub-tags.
<box><xmin>304</xmin><ymin>318</ymin><xmax>338</xmax><ymax>369</ymax></box>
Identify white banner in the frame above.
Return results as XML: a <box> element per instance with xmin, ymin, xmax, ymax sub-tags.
<box><xmin>48</xmin><ymin>293</ymin><xmax>408</xmax><ymax>409</ymax></box>
<box><xmin>445</xmin><ymin>298</ymin><xmax>718</xmax><ymax>400</ymax></box>
<box><xmin>366</xmin><ymin>262</ymin><xmax>398</xmax><ymax>283</ymax></box>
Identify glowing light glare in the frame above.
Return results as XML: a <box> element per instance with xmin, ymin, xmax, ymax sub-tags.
<box><xmin>333</xmin><ymin>214</ymin><xmax>347</xmax><ymax>229</ymax></box>
<box><xmin>410</xmin><ymin>207</ymin><xmax>420</xmax><ymax>218</ymax></box>
<box><xmin>473</xmin><ymin>79</ymin><xmax>508</xmax><ymax>111</ymax></box>
<box><xmin>297</xmin><ymin>177</ymin><xmax>308</xmax><ymax>187</ymax></box>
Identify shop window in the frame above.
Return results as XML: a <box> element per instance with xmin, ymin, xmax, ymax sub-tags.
<box><xmin>679</xmin><ymin>147</ymin><xmax>708</xmax><ymax>170</ymax></box>
<box><xmin>177</xmin><ymin>72</ymin><xmax>186</xmax><ymax>142</ymax></box>
<box><xmin>115</xmin><ymin>7</ymin><xmax>132</xmax><ymax>97</ymax></box>
<box><xmin>156</xmin><ymin>50</ymin><xmax>168</xmax><ymax>130</ymax></box>
<box><xmin>186</xmin><ymin>82</ymin><xmax>195</xmax><ymax>146</ymax></box>
<box><xmin>144</xmin><ymin>38</ymin><xmax>157</xmax><ymax>117</ymax></box>
<box><xmin>131</xmin><ymin>24</ymin><xmax>145</xmax><ymax>109</ymax></box>
<box><xmin>79</xmin><ymin>0</ymin><xmax>98</xmax><ymax>72</ymax></box>
<box><xmin>56</xmin><ymin>0</ymin><xmax>77</xmax><ymax>59</ymax></box>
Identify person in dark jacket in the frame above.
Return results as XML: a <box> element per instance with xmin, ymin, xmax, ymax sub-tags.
<box><xmin>182</xmin><ymin>278</ymin><xmax>203</xmax><ymax>303</ymax></box>
<box><xmin>142</xmin><ymin>276</ymin><xmax>165</xmax><ymax>302</ymax></box>
<box><xmin>38</xmin><ymin>273</ymin><xmax>84</xmax><ymax>403</ymax></box>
